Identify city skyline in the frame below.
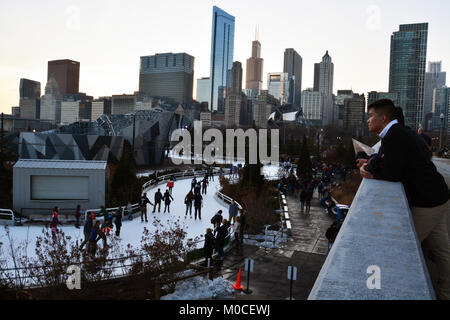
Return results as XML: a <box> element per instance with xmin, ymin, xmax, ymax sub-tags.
<box><xmin>1</xmin><ymin>0</ymin><xmax>449</xmax><ymax>114</ymax></box>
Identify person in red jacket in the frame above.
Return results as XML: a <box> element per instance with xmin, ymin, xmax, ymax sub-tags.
<box><xmin>166</xmin><ymin>179</ymin><xmax>175</xmax><ymax>194</ymax></box>
<box><xmin>50</xmin><ymin>207</ymin><xmax>62</xmax><ymax>238</ymax></box>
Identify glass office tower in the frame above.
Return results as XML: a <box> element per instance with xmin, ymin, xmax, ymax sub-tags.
<box><xmin>389</xmin><ymin>23</ymin><xmax>428</xmax><ymax>130</ymax></box>
<box><xmin>209</xmin><ymin>6</ymin><xmax>235</xmax><ymax>112</ymax></box>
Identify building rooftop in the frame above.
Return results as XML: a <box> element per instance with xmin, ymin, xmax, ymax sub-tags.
<box><xmin>14</xmin><ymin>159</ymin><xmax>107</xmax><ymax>170</ymax></box>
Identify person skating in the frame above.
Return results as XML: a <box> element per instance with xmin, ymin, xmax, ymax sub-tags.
<box><xmin>88</xmin><ymin>220</ymin><xmax>101</xmax><ymax>257</ymax></box>
<box><xmin>215</xmin><ymin>219</ymin><xmax>230</xmax><ymax>261</ymax></box>
<box><xmin>194</xmin><ymin>182</ymin><xmax>201</xmax><ymax>195</ymax></box>
<box><xmin>203</xmin><ymin>228</ymin><xmax>215</xmax><ymax>267</ymax></box>
<box><xmin>233</xmin><ymin>216</ymin><xmax>241</xmax><ymax>253</ymax></box>
<box><xmin>201</xmin><ymin>177</ymin><xmax>208</xmax><ymax>195</ymax></box>
<box><xmin>100</xmin><ymin>205</ymin><xmax>108</xmax><ymax>221</ymax></box>
<box><xmin>114</xmin><ymin>209</ymin><xmax>122</xmax><ymax>237</ymax></box>
<box><xmin>75</xmin><ymin>205</ymin><xmax>81</xmax><ymax>229</ymax></box>
<box><xmin>50</xmin><ymin>207</ymin><xmax>62</xmax><ymax>238</ymax></box>
<box><xmin>153</xmin><ymin>189</ymin><xmax>163</xmax><ymax>213</ymax></box>
<box><xmin>193</xmin><ymin>193</ymin><xmax>203</xmax><ymax>220</ymax></box>
<box><xmin>126</xmin><ymin>201</ymin><xmax>133</xmax><ymax>220</ymax></box>
<box><xmin>228</xmin><ymin>200</ymin><xmax>238</xmax><ymax>224</ymax></box>
<box><xmin>191</xmin><ymin>177</ymin><xmax>197</xmax><ymax>191</ymax></box>
<box><xmin>325</xmin><ymin>221</ymin><xmax>341</xmax><ymax>254</ymax></box>
<box><xmin>211</xmin><ymin>210</ymin><xmax>223</xmax><ymax>232</ymax></box>
<box><xmin>139</xmin><ymin>194</ymin><xmax>153</xmax><ymax>222</ymax></box>
<box><xmin>184</xmin><ymin>190</ymin><xmax>194</xmax><ymax>218</ymax></box>
<box><xmin>163</xmin><ymin>189</ymin><xmax>174</xmax><ymax>213</ymax></box>
<box><xmin>166</xmin><ymin>179</ymin><xmax>175</xmax><ymax>195</ymax></box>
<box><xmin>80</xmin><ymin>211</ymin><xmax>94</xmax><ymax>250</ymax></box>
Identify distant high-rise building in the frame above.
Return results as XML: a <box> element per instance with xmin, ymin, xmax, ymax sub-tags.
<box><xmin>47</xmin><ymin>59</ymin><xmax>80</xmax><ymax>96</ymax></box>
<box><xmin>301</xmin><ymin>88</ymin><xmax>324</xmax><ymax>124</ymax></box>
<box><xmin>334</xmin><ymin>90</ymin><xmax>355</xmax><ymax>127</ymax></box>
<box><xmin>20</xmin><ymin>79</ymin><xmax>41</xmax><ymax>99</ymax></box>
<box><xmin>253</xmin><ymin>90</ymin><xmax>278</xmax><ymax>128</ymax></box>
<box><xmin>343</xmin><ymin>94</ymin><xmax>366</xmax><ymax>133</ymax></box>
<box><xmin>389</xmin><ymin>23</ymin><xmax>428</xmax><ymax>130</ymax></box>
<box><xmin>424</xmin><ymin>61</ymin><xmax>446</xmax><ymax>127</ymax></box>
<box><xmin>209</xmin><ymin>6</ymin><xmax>235</xmax><ymax>112</ymax></box>
<box><xmin>91</xmin><ymin>97</ymin><xmax>112</xmax><ymax>121</ymax></box>
<box><xmin>19</xmin><ymin>99</ymin><xmax>40</xmax><ymax>120</ymax></box>
<box><xmin>246</xmin><ymin>39</ymin><xmax>264</xmax><ymax>97</ymax></box>
<box><xmin>61</xmin><ymin>101</ymin><xmax>80</xmax><ymax>124</ymax></box>
<box><xmin>139</xmin><ymin>52</ymin><xmax>194</xmax><ymax>105</ymax></box>
<box><xmin>283</xmin><ymin>48</ymin><xmax>302</xmax><ymax>106</ymax></box>
<box><xmin>19</xmin><ymin>79</ymin><xmax>41</xmax><ymax>120</ymax></box>
<box><xmin>313</xmin><ymin>51</ymin><xmax>334</xmax><ymax>125</ymax></box>
<box><xmin>318</xmin><ymin>51</ymin><xmax>334</xmax><ymax>97</ymax></box>
<box><xmin>40</xmin><ymin>75</ymin><xmax>62</xmax><ymax>122</ymax></box>
<box><xmin>225</xmin><ymin>62</ymin><xmax>246</xmax><ymax>127</ymax></box>
<box><xmin>196</xmin><ymin>77</ymin><xmax>210</xmax><ymax>104</ymax></box>
<box><xmin>431</xmin><ymin>86</ymin><xmax>449</xmax><ymax>132</ymax></box>
<box><xmin>267</xmin><ymin>73</ymin><xmax>291</xmax><ymax>106</ymax></box>
<box><xmin>367</xmin><ymin>91</ymin><xmax>399</xmax><ymax>108</ymax></box>
<box><xmin>313</xmin><ymin>63</ymin><xmax>321</xmax><ymax>92</ymax></box>
<box><xmin>111</xmin><ymin>94</ymin><xmax>137</xmax><ymax>115</ymax></box>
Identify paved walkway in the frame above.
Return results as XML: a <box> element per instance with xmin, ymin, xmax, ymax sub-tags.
<box><xmin>218</xmin><ymin>190</ymin><xmax>335</xmax><ymax>300</ymax></box>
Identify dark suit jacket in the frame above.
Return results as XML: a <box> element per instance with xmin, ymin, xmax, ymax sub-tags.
<box><xmin>374</xmin><ymin>124</ymin><xmax>449</xmax><ymax>208</ymax></box>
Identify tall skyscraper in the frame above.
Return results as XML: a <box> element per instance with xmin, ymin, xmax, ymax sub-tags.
<box><xmin>139</xmin><ymin>52</ymin><xmax>194</xmax><ymax>105</ymax></box>
<box><xmin>19</xmin><ymin>79</ymin><xmax>41</xmax><ymax>119</ymax></box>
<box><xmin>246</xmin><ymin>38</ymin><xmax>264</xmax><ymax>97</ymax></box>
<box><xmin>313</xmin><ymin>63</ymin><xmax>321</xmax><ymax>92</ymax></box>
<box><xmin>424</xmin><ymin>61</ymin><xmax>446</xmax><ymax>128</ymax></box>
<box><xmin>47</xmin><ymin>59</ymin><xmax>80</xmax><ymax>96</ymax></box>
<box><xmin>225</xmin><ymin>62</ymin><xmax>246</xmax><ymax>126</ymax></box>
<box><xmin>283</xmin><ymin>48</ymin><xmax>302</xmax><ymax>106</ymax></box>
<box><xmin>267</xmin><ymin>73</ymin><xmax>291</xmax><ymax>106</ymax></box>
<box><xmin>209</xmin><ymin>6</ymin><xmax>235</xmax><ymax>112</ymax></box>
<box><xmin>40</xmin><ymin>75</ymin><xmax>62</xmax><ymax>122</ymax></box>
<box><xmin>19</xmin><ymin>79</ymin><xmax>41</xmax><ymax>99</ymax></box>
<box><xmin>196</xmin><ymin>77</ymin><xmax>210</xmax><ymax>104</ymax></box>
<box><xmin>318</xmin><ymin>51</ymin><xmax>334</xmax><ymax>97</ymax></box>
<box><xmin>431</xmin><ymin>86</ymin><xmax>449</xmax><ymax>132</ymax></box>
<box><xmin>389</xmin><ymin>23</ymin><xmax>428</xmax><ymax>130</ymax></box>
<box><xmin>314</xmin><ymin>51</ymin><xmax>334</xmax><ymax>125</ymax></box>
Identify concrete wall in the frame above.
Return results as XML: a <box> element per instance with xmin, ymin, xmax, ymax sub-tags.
<box><xmin>13</xmin><ymin>167</ymin><xmax>105</xmax><ymax>218</ymax></box>
<box><xmin>308</xmin><ymin>178</ymin><xmax>435</xmax><ymax>300</ymax></box>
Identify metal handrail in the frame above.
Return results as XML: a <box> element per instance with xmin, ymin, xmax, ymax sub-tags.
<box><xmin>0</xmin><ymin>209</ymin><xmax>14</xmax><ymax>222</ymax></box>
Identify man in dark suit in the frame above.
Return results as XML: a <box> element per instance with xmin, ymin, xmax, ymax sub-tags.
<box><xmin>359</xmin><ymin>99</ymin><xmax>450</xmax><ymax>300</ymax></box>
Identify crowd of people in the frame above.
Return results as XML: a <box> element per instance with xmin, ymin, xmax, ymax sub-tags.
<box><xmin>48</xmin><ymin>167</ymin><xmax>247</xmax><ymax>266</ymax></box>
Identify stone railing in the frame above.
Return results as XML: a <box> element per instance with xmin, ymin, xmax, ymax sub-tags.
<box><xmin>308</xmin><ymin>178</ymin><xmax>435</xmax><ymax>300</ymax></box>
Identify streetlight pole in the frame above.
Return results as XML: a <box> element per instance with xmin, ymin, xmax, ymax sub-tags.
<box><xmin>439</xmin><ymin>113</ymin><xmax>445</xmax><ymax>153</ymax></box>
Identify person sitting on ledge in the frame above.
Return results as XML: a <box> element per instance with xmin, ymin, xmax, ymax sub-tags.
<box><xmin>358</xmin><ymin>99</ymin><xmax>450</xmax><ymax>300</ymax></box>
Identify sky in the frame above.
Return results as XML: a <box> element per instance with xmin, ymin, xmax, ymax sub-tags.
<box><xmin>1</xmin><ymin>0</ymin><xmax>449</xmax><ymax>114</ymax></box>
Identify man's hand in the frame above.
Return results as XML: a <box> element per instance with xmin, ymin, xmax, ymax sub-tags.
<box><xmin>360</xmin><ymin>164</ymin><xmax>374</xmax><ymax>179</ymax></box>
<box><xmin>356</xmin><ymin>158</ymin><xmax>368</xmax><ymax>168</ymax></box>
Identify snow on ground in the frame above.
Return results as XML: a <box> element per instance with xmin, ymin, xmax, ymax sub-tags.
<box><xmin>161</xmin><ymin>272</ymin><xmax>235</xmax><ymax>300</ymax></box>
<box><xmin>0</xmin><ymin>178</ymin><xmax>229</xmax><ymax>266</ymax></box>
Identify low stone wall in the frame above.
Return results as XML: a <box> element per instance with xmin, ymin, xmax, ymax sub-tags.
<box><xmin>308</xmin><ymin>178</ymin><xmax>435</xmax><ymax>300</ymax></box>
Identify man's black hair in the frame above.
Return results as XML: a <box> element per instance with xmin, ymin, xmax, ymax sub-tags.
<box><xmin>368</xmin><ymin>99</ymin><xmax>396</xmax><ymax>121</ymax></box>
<box><xmin>394</xmin><ymin>107</ymin><xmax>405</xmax><ymax>127</ymax></box>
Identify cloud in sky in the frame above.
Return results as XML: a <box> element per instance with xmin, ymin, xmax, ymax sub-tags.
<box><xmin>0</xmin><ymin>0</ymin><xmax>449</xmax><ymax>113</ymax></box>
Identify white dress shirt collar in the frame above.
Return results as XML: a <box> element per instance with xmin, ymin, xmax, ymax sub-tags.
<box><xmin>379</xmin><ymin>119</ymin><xmax>399</xmax><ymax>139</ymax></box>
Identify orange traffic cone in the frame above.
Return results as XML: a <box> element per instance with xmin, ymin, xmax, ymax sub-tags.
<box><xmin>232</xmin><ymin>268</ymin><xmax>244</xmax><ymax>290</ymax></box>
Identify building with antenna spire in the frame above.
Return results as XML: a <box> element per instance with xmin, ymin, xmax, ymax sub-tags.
<box><xmin>245</xmin><ymin>27</ymin><xmax>264</xmax><ymax>99</ymax></box>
